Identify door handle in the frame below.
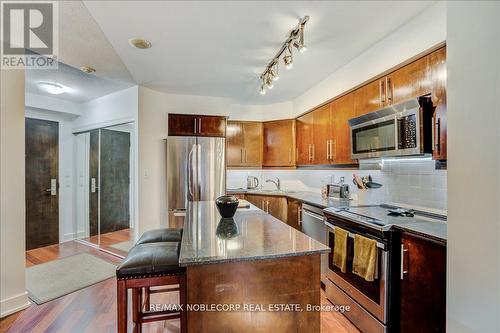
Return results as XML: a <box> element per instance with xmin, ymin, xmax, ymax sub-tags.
<box><xmin>266</xmin><ymin>200</ymin><xmax>269</xmax><ymax>214</ymax></box>
<box><xmin>400</xmin><ymin>243</ymin><xmax>409</xmax><ymax>280</ymax></box>
<box><xmin>332</xmin><ymin>140</ymin><xmax>336</xmax><ymax>160</ymax></box>
<box><xmin>198</xmin><ymin>117</ymin><xmax>202</xmax><ymax>134</ymax></box>
<box><xmin>312</xmin><ymin>144</ymin><xmax>315</xmax><ymax>162</ymax></box>
<box><xmin>298</xmin><ymin>207</ymin><xmax>302</xmax><ymax>226</ymax></box>
<box><xmin>386</xmin><ymin>77</ymin><xmax>393</xmax><ymax>105</ymax></box>
<box><xmin>91</xmin><ymin>178</ymin><xmax>98</xmax><ymax>193</ymax></box>
<box><xmin>380</xmin><ymin>79</ymin><xmax>385</xmax><ymax>105</ymax></box>
<box><xmin>194</xmin><ymin>118</ymin><xmax>197</xmax><ymax>134</ymax></box>
<box><xmin>46</xmin><ymin>178</ymin><xmax>57</xmax><ymax>196</ymax></box>
<box><xmin>435</xmin><ymin>118</ymin><xmax>441</xmax><ymax>154</ymax></box>
<box><xmin>326</xmin><ymin>140</ymin><xmax>330</xmax><ymax>160</ymax></box>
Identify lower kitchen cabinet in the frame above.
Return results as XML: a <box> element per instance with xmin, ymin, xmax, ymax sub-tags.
<box><xmin>245</xmin><ymin>194</ymin><xmax>287</xmax><ymax>222</ymax></box>
<box><xmin>286</xmin><ymin>198</ymin><xmax>302</xmax><ymax>230</ymax></box>
<box><xmin>400</xmin><ymin>232</ymin><xmax>446</xmax><ymax>333</ymax></box>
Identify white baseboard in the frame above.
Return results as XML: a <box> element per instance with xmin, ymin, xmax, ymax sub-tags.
<box><xmin>0</xmin><ymin>291</ymin><xmax>31</xmax><ymax>318</ymax></box>
<box><xmin>61</xmin><ymin>231</ymin><xmax>88</xmax><ymax>243</ymax></box>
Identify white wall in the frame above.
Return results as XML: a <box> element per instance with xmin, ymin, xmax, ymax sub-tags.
<box><xmin>25</xmin><ymin>92</ymin><xmax>82</xmax><ymax>116</ymax></box>
<box><xmin>292</xmin><ymin>1</ymin><xmax>446</xmax><ymax>116</ymax></box>
<box><xmin>230</xmin><ymin>101</ymin><xmax>294</xmax><ymax>121</ymax></box>
<box><xmin>72</xmin><ymin>86</ymin><xmax>138</xmax><ymax>132</ymax></box>
<box><xmin>25</xmin><ymin>108</ymin><xmax>78</xmax><ymax>243</ymax></box>
<box><xmin>447</xmin><ymin>2</ymin><xmax>500</xmax><ymax>332</ymax></box>
<box><xmin>137</xmin><ymin>88</ymin><xmax>231</xmax><ymax>234</ymax></box>
<box><xmin>1</xmin><ymin>70</ymin><xmax>31</xmax><ymax>317</ymax></box>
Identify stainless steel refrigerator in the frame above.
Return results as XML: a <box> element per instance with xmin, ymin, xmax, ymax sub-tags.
<box><xmin>167</xmin><ymin>136</ymin><xmax>225</xmax><ymax>226</ymax></box>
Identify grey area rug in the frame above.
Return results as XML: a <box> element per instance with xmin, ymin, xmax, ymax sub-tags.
<box><xmin>26</xmin><ymin>253</ymin><xmax>117</xmax><ymax>304</ymax></box>
<box><xmin>109</xmin><ymin>240</ymin><xmax>134</xmax><ymax>252</ymax></box>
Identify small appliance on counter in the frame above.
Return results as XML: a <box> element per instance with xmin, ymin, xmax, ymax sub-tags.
<box><xmin>246</xmin><ymin>176</ymin><xmax>259</xmax><ymax>189</ymax></box>
<box><xmin>327</xmin><ymin>181</ymin><xmax>350</xmax><ymax>199</ymax></box>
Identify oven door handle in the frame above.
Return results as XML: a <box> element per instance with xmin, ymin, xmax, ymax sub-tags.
<box><xmin>302</xmin><ymin>209</ymin><xmax>325</xmax><ymax>221</ymax></box>
<box><xmin>325</xmin><ymin>221</ymin><xmax>386</xmax><ymax>250</ymax></box>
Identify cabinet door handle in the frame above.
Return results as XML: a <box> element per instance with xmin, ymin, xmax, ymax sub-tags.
<box><xmin>400</xmin><ymin>243</ymin><xmax>409</xmax><ymax>280</ymax></box>
<box><xmin>387</xmin><ymin>77</ymin><xmax>393</xmax><ymax>105</ymax></box>
<box><xmin>262</xmin><ymin>200</ymin><xmax>265</xmax><ymax>211</ymax></box>
<box><xmin>194</xmin><ymin>118</ymin><xmax>197</xmax><ymax>134</ymax></box>
<box><xmin>435</xmin><ymin>118</ymin><xmax>441</xmax><ymax>154</ymax></box>
<box><xmin>312</xmin><ymin>144</ymin><xmax>315</xmax><ymax>162</ymax></box>
<box><xmin>326</xmin><ymin>140</ymin><xmax>330</xmax><ymax>160</ymax></box>
<box><xmin>266</xmin><ymin>200</ymin><xmax>269</xmax><ymax>213</ymax></box>
<box><xmin>332</xmin><ymin>140</ymin><xmax>336</xmax><ymax>160</ymax></box>
<box><xmin>308</xmin><ymin>144</ymin><xmax>311</xmax><ymax>162</ymax></box>
<box><xmin>240</xmin><ymin>149</ymin><xmax>243</xmax><ymax>163</ymax></box>
<box><xmin>298</xmin><ymin>207</ymin><xmax>302</xmax><ymax>226</ymax></box>
<box><xmin>380</xmin><ymin>79</ymin><xmax>385</xmax><ymax>105</ymax></box>
<box><xmin>198</xmin><ymin>117</ymin><xmax>202</xmax><ymax>133</ymax></box>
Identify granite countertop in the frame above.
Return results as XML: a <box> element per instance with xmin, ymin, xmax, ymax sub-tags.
<box><xmin>228</xmin><ymin>188</ymin><xmax>447</xmax><ymax>242</ymax></box>
<box><xmin>179</xmin><ymin>201</ymin><xmax>330</xmax><ymax>266</ymax></box>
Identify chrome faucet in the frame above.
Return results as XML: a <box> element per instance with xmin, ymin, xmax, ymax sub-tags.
<box><xmin>266</xmin><ymin>177</ymin><xmax>281</xmax><ymax>191</ymax></box>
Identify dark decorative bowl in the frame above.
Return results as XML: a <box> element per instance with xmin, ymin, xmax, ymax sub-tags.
<box><xmin>215</xmin><ymin>195</ymin><xmax>239</xmax><ymax>218</ymax></box>
<box><xmin>216</xmin><ymin>217</ymin><xmax>239</xmax><ymax>239</ymax></box>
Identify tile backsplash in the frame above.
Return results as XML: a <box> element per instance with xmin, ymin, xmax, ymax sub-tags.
<box><xmin>226</xmin><ymin>157</ymin><xmax>447</xmax><ymax>211</ymax></box>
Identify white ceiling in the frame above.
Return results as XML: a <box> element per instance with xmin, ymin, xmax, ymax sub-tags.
<box><xmin>25</xmin><ymin>59</ymin><xmax>135</xmax><ymax>103</ymax></box>
<box><xmin>83</xmin><ymin>1</ymin><xmax>435</xmax><ymax>104</ymax></box>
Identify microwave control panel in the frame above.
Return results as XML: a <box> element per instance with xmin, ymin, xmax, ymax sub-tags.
<box><xmin>398</xmin><ymin>114</ymin><xmax>417</xmax><ymax>149</ymax></box>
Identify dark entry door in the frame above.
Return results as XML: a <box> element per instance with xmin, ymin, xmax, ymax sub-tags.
<box><xmin>25</xmin><ymin>118</ymin><xmax>59</xmax><ymax>250</ymax></box>
<box><xmin>89</xmin><ymin>130</ymin><xmax>99</xmax><ymax>237</ymax></box>
<box><xmin>99</xmin><ymin>129</ymin><xmax>130</xmax><ymax>234</ymax></box>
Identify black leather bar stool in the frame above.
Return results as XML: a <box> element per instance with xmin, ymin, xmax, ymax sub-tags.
<box><xmin>135</xmin><ymin>228</ymin><xmax>183</xmax><ymax>245</ymax></box>
<box><xmin>116</xmin><ymin>242</ymin><xmax>186</xmax><ymax>333</ymax></box>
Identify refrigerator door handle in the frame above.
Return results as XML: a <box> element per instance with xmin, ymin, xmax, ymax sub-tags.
<box><xmin>187</xmin><ymin>145</ymin><xmax>195</xmax><ymax>199</ymax></box>
<box><xmin>196</xmin><ymin>143</ymin><xmax>201</xmax><ymax>199</ymax></box>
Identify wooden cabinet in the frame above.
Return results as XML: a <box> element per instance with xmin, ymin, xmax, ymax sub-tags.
<box><xmin>331</xmin><ymin>93</ymin><xmax>357</xmax><ymax>165</ymax></box>
<box><xmin>312</xmin><ymin>104</ymin><xmax>333</xmax><ymax>165</ymax></box>
<box><xmin>226</xmin><ymin>121</ymin><xmax>263</xmax><ymax>167</ymax></box>
<box><xmin>296</xmin><ymin>112</ymin><xmax>314</xmax><ymax>165</ymax></box>
<box><xmin>429</xmin><ymin>47</ymin><xmax>447</xmax><ymax>160</ymax></box>
<box><xmin>263</xmin><ymin>120</ymin><xmax>296</xmax><ymax>167</ymax></box>
<box><xmin>168</xmin><ymin>114</ymin><xmax>226</xmax><ymax>137</ymax></box>
<box><xmin>387</xmin><ymin>55</ymin><xmax>431</xmax><ymax>105</ymax></box>
<box><xmin>400</xmin><ymin>232</ymin><xmax>446</xmax><ymax>333</ymax></box>
<box><xmin>245</xmin><ymin>194</ymin><xmax>287</xmax><ymax>222</ymax></box>
<box><xmin>286</xmin><ymin>198</ymin><xmax>302</xmax><ymax>230</ymax></box>
<box><xmin>353</xmin><ymin>79</ymin><xmax>384</xmax><ymax>117</ymax></box>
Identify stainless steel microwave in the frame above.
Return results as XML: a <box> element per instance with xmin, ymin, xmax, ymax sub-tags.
<box><xmin>348</xmin><ymin>97</ymin><xmax>433</xmax><ymax>159</ymax></box>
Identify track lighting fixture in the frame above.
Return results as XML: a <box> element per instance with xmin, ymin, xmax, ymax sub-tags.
<box><xmin>258</xmin><ymin>16</ymin><xmax>309</xmax><ymax>95</ymax></box>
<box><xmin>284</xmin><ymin>43</ymin><xmax>293</xmax><ymax>70</ymax></box>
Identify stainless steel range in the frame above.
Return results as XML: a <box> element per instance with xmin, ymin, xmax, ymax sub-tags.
<box><xmin>322</xmin><ymin>204</ymin><xmax>446</xmax><ymax>333</ymax></box>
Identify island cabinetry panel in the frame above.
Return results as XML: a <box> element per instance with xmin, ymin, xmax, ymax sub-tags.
<box><xmin>168</xmin><ymin>114</ymin><xmax>226</xmax><ymax>137</ymax></box>
<box><xmin>186</xmin><ymin>254</ymin><xmax>321</xmax><ymax>333</ymax></box>
<box><xmin>226</xmin><ymin>121</ymin><xmax>263</xmax><ymax>167</ymax></box>
<box><xmin>400</xmin><ymin>232</ymin><xmax>446</xmax><ymax>333</ymax></box>
<box><xmin>263</xmin><ymin>119</ymin><xmax>296</xmax><ymax>167</ymax></box>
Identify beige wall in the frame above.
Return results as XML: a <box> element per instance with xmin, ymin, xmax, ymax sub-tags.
<box><xmin>0</xmin><ymin>69</ymin><xmax>30</xmax><ymax>317</ymax></box>
<box><xmin>447</xmin><ymin>1</ymin><xmax>500</xmax><ymax>331</ymax></box>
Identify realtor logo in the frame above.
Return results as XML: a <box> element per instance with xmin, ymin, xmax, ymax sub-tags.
<box><xmin>1</xmin><ymin>1</ymin><xmax>58</xmax><ymax>69</ymax></box>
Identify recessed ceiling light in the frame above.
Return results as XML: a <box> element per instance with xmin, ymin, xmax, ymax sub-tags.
<box><xmin>128</xmin><ymin>38</ymin><xmax>152</xmax><ymax>49</ymax></box>
<box><xmin>80</xmin><ymin>65</ymin><xmax>96</xmax><ymax>74</ymax></box>
<box><xmin>38</xmin><ymin>82</ymin><xmax>67</xmax><ymax>95</ymax></box>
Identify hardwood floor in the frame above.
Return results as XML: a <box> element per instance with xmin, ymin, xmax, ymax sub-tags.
<box><xmin>2</xmin><ymin>234</ymin><xmax>360</xmax><ymax>333</ymax></box>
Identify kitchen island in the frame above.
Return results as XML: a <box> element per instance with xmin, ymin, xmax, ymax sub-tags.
<box><xmin>179</xmin><ymin>201</ymin><xmax>330</xmax><ymax>332</ymax></box>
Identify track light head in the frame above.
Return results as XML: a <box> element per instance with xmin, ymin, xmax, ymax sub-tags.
<box><xmin>260</xmin><ymin>83</ymin><xmax>266</xmax><ymax>95</ymax></box>
<box><xmin>265</xmin><ymin>75</ymin><xmax>274</xmax><ymax>89</ymax></box>
<box><xmin>284</xmin><ymin>43</ymin><xmax>293</xmax><ymax>70</ymax></box>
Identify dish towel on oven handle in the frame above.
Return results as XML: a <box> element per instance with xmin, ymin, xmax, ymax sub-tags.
<box><xmin>352</xmin><ymin>234</ymin><xmax>378</xmax><ymax>282</ymax></box>
<box><xmin>332</xmin><ymin>227</ymin><xmax>348</xmax><ymax>273</ymax></box>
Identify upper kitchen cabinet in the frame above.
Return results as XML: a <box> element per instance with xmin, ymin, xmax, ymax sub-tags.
<box><xmin>168</xmin><ymin>114</ymin><xmax>226</xmax><ymax>137</ymax></box>
<box><xmin>331</xmin><ymin>93</ymin><xmax>357</xmax><ymax>165</ymax></box>
<box><xmin>353</xmin><ymin>79</ymin><xmax>385</xmax><ymax>117</ymax></box>
<box><xmin>386</xmin><ymin>54</ymin><xmax>431</xmax><ymax>105</ymax></box>
<box><xmin>312</xmin><ymin>103</ymin><xmax>333</xmax><ymax>165</ymax></box>
<box><xmin>263</xmin><ymin>119</ymin><xmax>296</xmax><ymax>167</ymax></box>
<box><xmin>429</xmin><ymin>47</ymin><xmax>447</xmax><ymax>161</ymax></box>
<box><xmin>296</xmin><ymin>111</ymin><xmax>314</xmax><ymax>165</ymax></box>
<box><xmin>226</xmin><ymin>121</ymin><xmax>263</xmax><ymax>167</ymax></box>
